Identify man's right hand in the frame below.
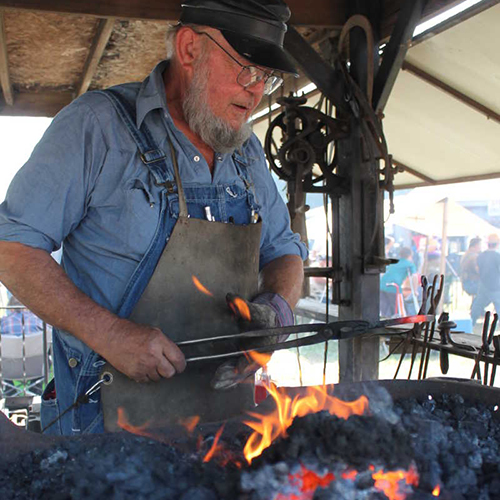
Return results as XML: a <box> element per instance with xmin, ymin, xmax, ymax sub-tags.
<box><xmin>103</xmin><ymin>319</ymin><xmax>186</xmax><ymax>383</ymax></box>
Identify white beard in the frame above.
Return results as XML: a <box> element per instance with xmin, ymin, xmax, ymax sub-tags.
<box><xmin>182</xmin><ymin>59</ymin><xmax>252</xmax><ymax>154</ymax></box>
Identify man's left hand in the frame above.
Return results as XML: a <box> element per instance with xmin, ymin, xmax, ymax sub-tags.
<box><xmin>211</xmin><ymin>292</ymin><xmax>293</xmax><ymax>390</ymax></box>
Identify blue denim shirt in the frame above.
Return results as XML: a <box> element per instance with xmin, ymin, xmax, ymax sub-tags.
<box><xmin>0</xmin><ymin>60</ymin><xmax>307</xmax><ymax>368</ymax></box>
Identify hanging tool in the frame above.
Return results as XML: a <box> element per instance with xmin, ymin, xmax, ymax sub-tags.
<box><xmin>436</xmin><ymin>313</ymin><xmax>456</xmax><ymax>375</ymax></box>
<box><xmin>489</xmin><ymin>335</ymin><xmax>500</xmax><ymax>387</ymax></box>
<box><xmin>394</xmin><ymin>276</ymin><xmax>429</xmax><ymax>379</ymax></box>
<box><xmin>471</xmin><ymin>312</ymin><xmax>498</xmax><ymax>384</ymax></box>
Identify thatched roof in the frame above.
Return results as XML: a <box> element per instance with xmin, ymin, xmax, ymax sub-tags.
<box><xmin>0</xmin><ymin>0</ymin><xmax>475</xmax><ymax>117</ymax></box>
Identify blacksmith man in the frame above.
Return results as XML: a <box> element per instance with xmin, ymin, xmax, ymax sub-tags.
<box><xmin>0</xmin><ymin>0</ymin><xmax>307</xmax><ymax>435</ymax></box>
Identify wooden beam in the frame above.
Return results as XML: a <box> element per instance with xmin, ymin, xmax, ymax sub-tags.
<box><xmin>285</xmin><ymin>27</ymin><xmax>349</xmax><ymax>114</ymax></box>
<box><xmin>403</xmin><ymin>61</ymin><xmax>500</xmax><ymax>125</ymax></box>
<box><xmin>396</xmin><ymin>171</ymin><xmax>500</xmax><ymax>190</ymax></box>
<box><xmin>0</xmin><ymin>0</ymin><xmax>346</xmax><ymax>26</ymax></box>
<box><xmin>0</xmin><ymin>91</ymin><xmax>72</xmax><ymax>116</ymax></box>
<box><xmin>76</xmin><ymin>18</ymin><xmax>115</xmax><ymax>97</ymax></box>
<box><xmin>392</xmin><ymin>158</ymin><xmax>436</xmax><ymax>184</ymax></box>
<box><xmin>0</xmin><ymin>11</ymin><xmax>13</xmax><ymax>106</ymax></box>
<box><xmin>373</xmin><ymin>0</ymin><xmax>426</xmax><ymax>113</ymax></box>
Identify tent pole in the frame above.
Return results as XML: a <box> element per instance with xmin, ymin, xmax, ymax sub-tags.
<box><xmin>439</xmin><ymin>197</ymin><xmax>449</xmax><ymax>314</ymax></box>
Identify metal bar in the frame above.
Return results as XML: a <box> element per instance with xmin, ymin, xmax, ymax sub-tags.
<box><xmin>0</xmin><ymin>90</ymin><xmax>73</xmax><ymax>117</ymax></box>
<box><xmin>284</xmin><ymin>26</ymin><xmax>349</xmax><ymax>114</ymax></box>
<box><xmin>373</xmin><ymin>0</ymin><xmax>427</xmax><ymax>113</ymax></box>
<box><xmin>21</xmin><ymin>309</ymin><xmax>26</xmax><ymax>395</ymax></box>
<box><xmin>403</xmin><ymin>61</ymin><xmax>500</xmax><ymax>125</ymax></box>
<box><xmin>0</xmin><ymin>10</ymin><xmax>13</xmax><ymax>106</ymax></box>
<box><xmin>42</xmin><ymin>321</ymin><xmax>48</xmax><ymax>386</ymax></box>
<box><xmin>393</xmin><ymin>158</ymin><xmax>436</xmax><ymax>184</ymax></box>
<box><xmin>411</xmin><ymin>0</ymin><xmax>500</xmax><ymax>46</ymax></box>
<box><xmin>0</xmin><ymin>326</ymin><xmax>3</xmax><ymax>398</ymax></box>
<box><xmin>304</xmin><ymin>267</ymin><xmax>339</xmax><ymax>279</ymax></box>
<box><xmin>396</xmin><ymin>171</ymin><xmax>500</xmax><ymax>190</ymax></box>
<box><xmin>0</xmin><ymin>0</ymin><xmax>347</xmax><ymax>26</ymax></box>
<box><xmin>75</xmin><ymin>18</ymin><xmax>115</xmax><ymax>97</ymax></box>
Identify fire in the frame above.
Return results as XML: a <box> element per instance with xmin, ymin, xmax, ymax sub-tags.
<box><xmin>372</xmin><ymin>465</ymin><xmax>419</xmax><ymax>500</ymax></box>
<box><xmin>243</xmin><ymin>383</ymin><xmax>369</xmax><ymax>463</ymax></box>
<box><xmin>432</xmin><ymin>485</ymin><xmax>441</xmax><ymax>496</ymax></box>
<box><xmin>203</xmin><ymin>425</ymin><xmax>225</xmax><ymax>463</ymax></box>
<box><xmin>341</xmin><ymin>469</ymin><xmax>358</xmax><ymax>480</ymax></box>
<box><xmin>192</xmin><ymin>276</ymin><xmax>213</xmax><ymax>297</ymax></box>
<box><xmin>228</xmin><ymin>296</ymin><xmax>252</xmax><ymax>321</ymax></box>
<box><xmin>117</xmin><ymin>407</ymin><xmax>157</xmax><ymax>440</ymax></box>
<box><xmin>274</xmin><ymin>465</ymin><xmax>335</xmax><ymax>500</ymax></box>
<box><xmin>246</xmin><ymin>349</ymin><xmax>272</xmax><ymax>366</ymax></box>
<box><xmin>179</xmin><ymin>415</ymin><xmax>200</xmax><ymax>434</ymax></box>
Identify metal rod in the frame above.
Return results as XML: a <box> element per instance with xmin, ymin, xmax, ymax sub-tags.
<box><xmin>43</xmin><ymin>321</ymin><xmax>49</xmax><ymax>386</ymax></box>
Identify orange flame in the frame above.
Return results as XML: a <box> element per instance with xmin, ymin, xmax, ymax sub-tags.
<box><xmin>203</xmin><ymin>424</ymin><xmax>225</xmax><ymax>463</ymax></box>
<box><xmin>372</xmin><ymin>465</ymin><xmax>419</xmax><ymax>500</ymax></box>
<box><xmin>243</xmin><ymin>384</ymin><xmax>369</xmax><ymax>464</ymax></box>
<box><xmin>117</xmin><ymin>407</ymin><xmax>156</xmax><ymax>439</ymax></box>
<box><xmin>275</xmin><ymin>465</ymin><xmax>335</xmax><ymax>500</ymax></box>
<box><xmin>179</xmin><ymin>415</ymin><xmax>200</xmax><ymax>434</ymax></box>
<box><xmin>246</xmin><ymin>350</ymin><xmax>272</xmax><ymax>367</ymax></box>
<box><xmin>229</xmin><ymin>297</ymin><xmax>252</xmax><ymax>321</ymax></box>
<box><xmin>432</xmin><ymin>485</ymin><xmax>441</xmax><ymax>496</ymax></box>
<box><xmin>192</xmin><ymin>276</ymin><xmax>214</xmax><ymax>297</ymax></box>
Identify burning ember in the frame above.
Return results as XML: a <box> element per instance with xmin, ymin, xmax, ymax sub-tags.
<box><xmin>243</xmin><ymin>383</ymin><xmax>369</xmax><ymax>464</ymax></box>
<box><xmin>179</xmin><ymin>416</ymin><xmax>200</xmax><ymax>434</ymax></box>
<box><xmin>274</xmin><ymin>465</ymin><xmax>335</xmax><ymax>500</ymax></box>
<box><xmin>371</xmin><ymin>465</ymin><xmax>419</xmax><ymax>500</ymax></box>
<box><xmin>192</xmin><ymin>275</ymin><xmax>213</xmax><ymax>297</ymax></box>
<box><xmin>4</xmin><ymin>382</ymin><xmax>500</xmax><ymax>499</ymax></box>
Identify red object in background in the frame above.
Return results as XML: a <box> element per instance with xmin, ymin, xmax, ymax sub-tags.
<box><xmin>254</xmin><ymin>366</ymin><xmax>270</xmax><ymax>405</ymax></box>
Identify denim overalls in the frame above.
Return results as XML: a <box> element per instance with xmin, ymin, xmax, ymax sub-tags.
<box><xmin>41</xmin><ymin>88</ymin><xmax>262</xmax><ymax>435</ymax></box>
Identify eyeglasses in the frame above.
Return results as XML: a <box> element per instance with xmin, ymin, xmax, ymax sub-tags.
<box><xmin>196</xmin><ymin>31</ymin><xmax>283</xmax><ymax>95</ymax></box>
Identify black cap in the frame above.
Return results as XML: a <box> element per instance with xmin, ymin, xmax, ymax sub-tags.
<box><xmin>180</xmin><ymin>0</ymin><xmax>298</xmax><ymax>76</ymax></box>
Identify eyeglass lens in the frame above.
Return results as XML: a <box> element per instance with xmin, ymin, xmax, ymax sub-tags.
<box><xmin>237</xmin><ymin>67</ymin><xmax>283</xmax><ymax>95</ymax></box>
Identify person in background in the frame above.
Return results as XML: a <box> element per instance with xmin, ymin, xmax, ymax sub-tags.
<box><xmin>460</xmin><ymin>237</ymin><xmax>481</xmax><ymax>298</ymax></box>
<box><xmin>380</xmin><ymin>247</ymin><xmax>419</xmax><ymax>317</ymax></box>
<box><xmin>471</xmin><ymin>234</ymin><xmax>500</xmax><ymax>329</ymax></box>
<box><xmin>0</xmin><ymin>295</ymin><xmax>45</xmax><ymax>337</ymax></box>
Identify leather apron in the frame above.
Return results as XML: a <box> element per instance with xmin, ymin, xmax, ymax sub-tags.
<box><xmin>101</xmin><ymin>142</ymin><xmax>262</xmax><ymax>432</ymax></box>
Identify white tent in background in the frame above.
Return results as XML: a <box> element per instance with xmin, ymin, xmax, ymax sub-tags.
<box><xmin>305</xmin><ymin>205</ymin><xmax>333</xmax><ymax>258</ymax></box>
<box><xmin>387</xmin><ymin>197</ymin><xmax>498</xmax><ymax>238</ymax></box>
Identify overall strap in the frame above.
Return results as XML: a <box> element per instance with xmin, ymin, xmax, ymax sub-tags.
<box><xmin>96</xmin><ymin>89</ymin><xmax>169</xmax><ymax>186</ymax></box>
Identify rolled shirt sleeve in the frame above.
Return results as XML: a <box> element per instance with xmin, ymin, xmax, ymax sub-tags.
<box><xmin>0</xmin><ymin>99</ymin><xmax>107</xmax><ymax>253</ymax></box>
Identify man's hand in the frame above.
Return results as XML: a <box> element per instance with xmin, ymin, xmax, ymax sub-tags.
<box><xmin>211</xmin><ymin>292</ymin><xmax>293</xmax><ymax>390</ymax></box>
<box><xmin>104</xmin><ymin>318</ymin><xmax>186</xmax><ymax>383</ymax></box>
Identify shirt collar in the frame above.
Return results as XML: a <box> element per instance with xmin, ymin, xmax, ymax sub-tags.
<box><xmin>136</xmin><ymin>59</ymin><xmax>171</xmax><ymax>129</ymax></box>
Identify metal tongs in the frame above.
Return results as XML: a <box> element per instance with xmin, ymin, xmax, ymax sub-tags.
<box><xmin>180</xmin><ymin>314</ymin><xmax>434</xmax><ymax>363</ymax></box>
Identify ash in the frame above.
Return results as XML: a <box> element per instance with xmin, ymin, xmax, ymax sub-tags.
<box><xmin>2</xmin><ymin>391</ymin><xmax>500</xmax><ymax>499</ymax></box>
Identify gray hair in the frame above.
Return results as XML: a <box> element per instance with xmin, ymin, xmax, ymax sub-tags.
<box><xmin>165</xmin><ymin>23</ymin><xmax>210</xmax><ymax>60</ymax></box>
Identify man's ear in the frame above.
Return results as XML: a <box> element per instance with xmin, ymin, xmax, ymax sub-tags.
<box><xmin>176</xmin><ymin>27</ymin><xmax>203</xmax><ymax>76</ymax></box>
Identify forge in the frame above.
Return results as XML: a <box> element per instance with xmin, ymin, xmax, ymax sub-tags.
<box><xmin>2</xmin><ymin>378</ymin><xmax>500</xmax><ymax>499</ymax></box>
